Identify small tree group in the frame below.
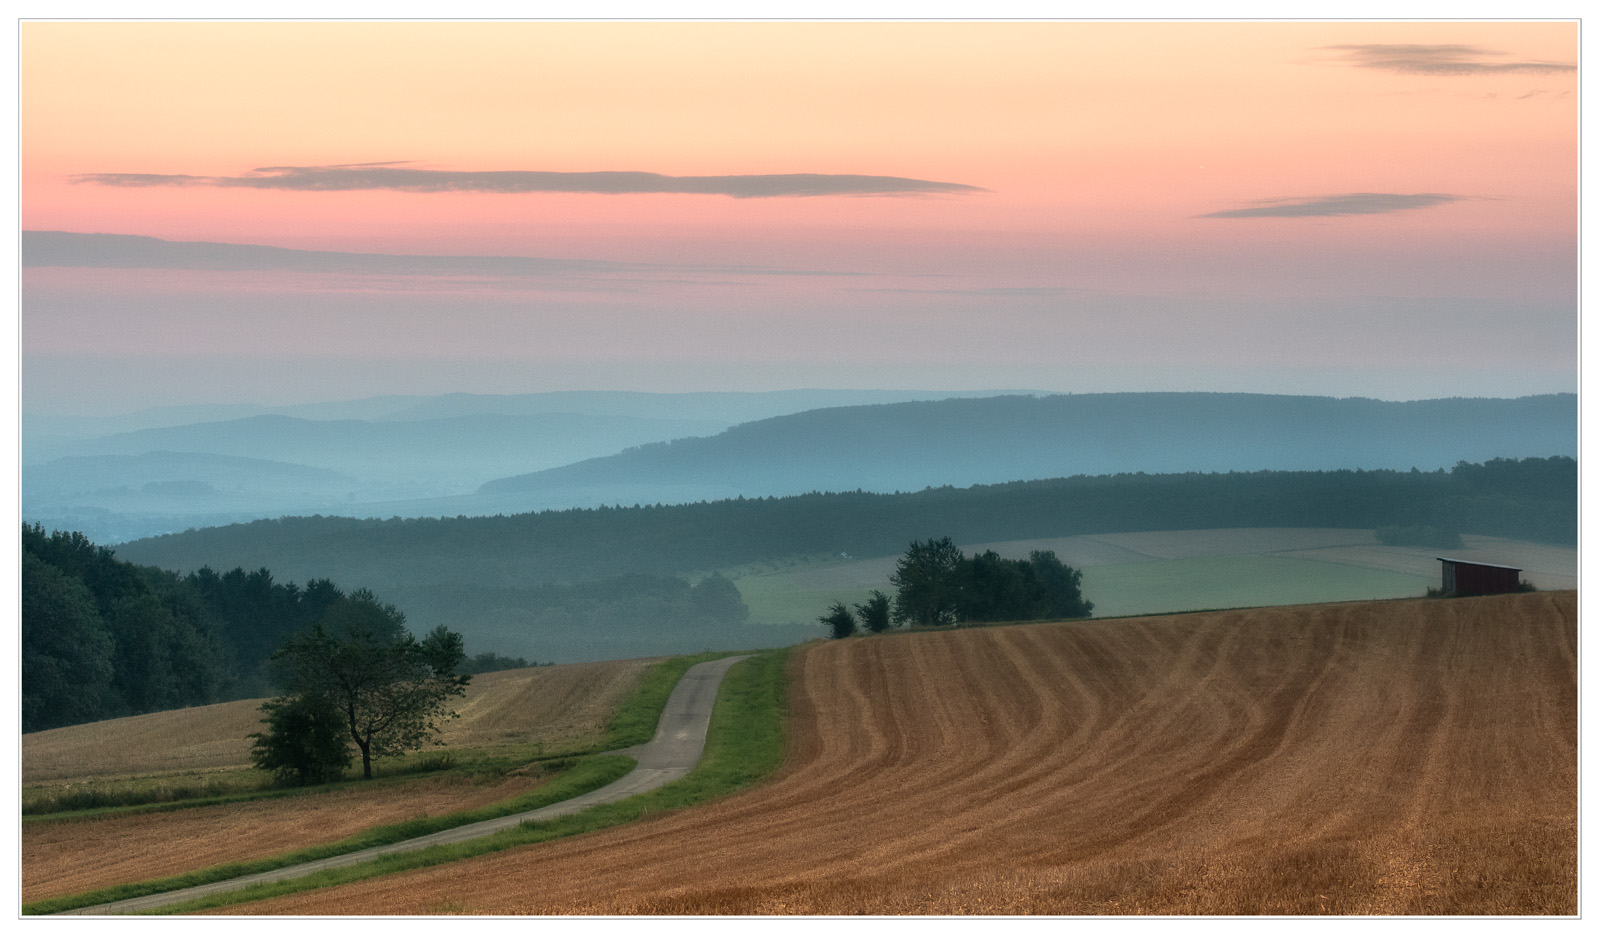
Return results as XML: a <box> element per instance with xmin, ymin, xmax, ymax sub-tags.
<box><xmin>250</xmin><ymin>590</ymin><xmax>470</xmax><ymax>784</ymax></box>
<box><xmin>818</xmin><ymin>589</ymin><xmax>893</xmax><ymax>639</ymax></box>
<box><xmin>889</xmin><ymin>537</ymin><xmax>1093</xmax><ymax>628</ymax></box>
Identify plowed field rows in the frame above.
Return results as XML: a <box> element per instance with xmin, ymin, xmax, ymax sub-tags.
<box><xmin>229</xmin><ymin>591</ymin><xmax>1575</xmax><ymax>915</ymax></box>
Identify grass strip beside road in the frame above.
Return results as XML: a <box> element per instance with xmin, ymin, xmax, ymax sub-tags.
<box><xmin>133</xmin><ymin>648</ymin><xmax>789</xmax><ymax>915</ymax></box>
<box><xmin>597</xmin><ymin>651</ymin><xmax>735</xmax><ymax>750</ymax></box>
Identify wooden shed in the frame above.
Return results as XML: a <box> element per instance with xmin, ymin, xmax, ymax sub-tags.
<box><xmin>1436</xmin><ymin>557</ymin><xmax>1523</xmax><ymax>596</ymax></box>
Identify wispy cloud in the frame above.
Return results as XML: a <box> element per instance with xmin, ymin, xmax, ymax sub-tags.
<box><xmin>849</xmin><ymin>286</ymin><xmax>1084</xmax><ymax>297</ymax></box>
<box><xmin>1322</xmin><ymin>44</ymin><xmax>1576</xmax><ymax>76</ymax></box>
<box><xmin>1199</xmin><ymin>193</ymin><xmax>1465</xmax><ymax>219</ymax></box>
<box><xmin>20</xmin><ymin>231</ymin><xmax>870</xmax><ymax>279</ymax></box>
<box><xmin>71</xmin><ymin>162</ymin><xmax>986</xmax><ymax>198</ymax></box>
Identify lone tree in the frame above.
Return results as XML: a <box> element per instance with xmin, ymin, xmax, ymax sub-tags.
<box><xmin>260</xmin><ymin>592</ymin><xmax>470</xmax><ymax>780</ymax></box>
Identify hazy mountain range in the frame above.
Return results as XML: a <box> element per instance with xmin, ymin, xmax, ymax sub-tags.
<box><xmin>21</xmin><ymin>388</ymin><xmax>1038</xmax><ymax>542</ymax></box>
<box><xmin>21</xmin><ymin>390</ymin><xmax>1576</xmax><ymax>544</ymax></box>
<box><xmin>471</xmin><ymin>392</ymin><xmax>1576</xmax><ymax>508</ymax></box>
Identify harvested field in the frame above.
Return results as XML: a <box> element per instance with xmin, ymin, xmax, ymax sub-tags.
<box><xmin>229</xmin><ymin>591</ymin><xmax>1575</xmax><ymax>915</ymax></box>
<box><xmin>23</xmin><ymin>658</ymin><xmax>656</xmax><ymax>785</ymax></box>
<box><xmin>22</xmin><ymin>657</ymin><xmax>658</xmax><ymax>903</ymax></box>
<box><xmin>22</xmin><ymin>772</ymin><xmax>548</xmax><ymax>903</ymax></box>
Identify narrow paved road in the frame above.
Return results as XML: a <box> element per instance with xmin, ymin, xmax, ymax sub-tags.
<box><xmin>63</xmin><ymin>654</ymin><xmax>751</xmax><ymax>915</ymax></box>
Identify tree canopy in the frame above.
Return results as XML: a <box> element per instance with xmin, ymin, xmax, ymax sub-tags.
<box><xmin>250</xmin><ymin>691</ymin><xmax>351</xmax><ymax>786</ymax></box>
<box><xmin>854</xmin><ymin>590</ymin><xmax>892</xmax><ymax>634</ymax></box>
<box><xmin>21</xmin><ymin>524</ymin><xmax>522</xmax><ymax>734</ymax></box>
<box><xmin>268</xmin><ymin>607</ymin><xmax>470</xmax><ymax>780</ymax></box>
<box><xmin>890</xmin><ymin>537</ymin><xmax>965</xmax><ymax>627</ymax></box>
<box><xmin>886</xmin><ymin>539</ymin><xmax>1092</xmax><ymax>628</ymax></box>
<box><xmin>820</xmin><ymin>602</ymin><xmax>857</xmax><ymax>639</ymax></box>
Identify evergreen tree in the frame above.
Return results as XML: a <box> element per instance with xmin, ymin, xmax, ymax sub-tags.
<box><xmin>854</xmin><ymin>590</ymin><xmax>893</xmax><ymax>634</ymax></box>
<box><xmin>820</xmin><ymin>602</ymin><xmax>858</xmax><ymax>639</ymax></box>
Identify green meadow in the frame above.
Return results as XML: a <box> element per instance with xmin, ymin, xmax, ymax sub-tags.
<box><xmin>729</xmin><ymin>531</ymin><xmax>1439</xmax><ymax>626</ymax></box>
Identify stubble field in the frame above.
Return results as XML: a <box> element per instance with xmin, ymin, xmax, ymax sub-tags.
<box><xmin>21</xmin><ymin>657</ymin><xmax>655</xmax><ymax>904</ymax></box>
<box><xmin>23</xmin><ymin>657</ymin><xmax>656</xmax><ymax>785</ymax></box>
<box><xmin>224</xmin><ymin>590</ymin><xmax>1576</xmax><ymax>915</ymax></box>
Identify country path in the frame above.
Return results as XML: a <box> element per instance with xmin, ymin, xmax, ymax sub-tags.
<box><xmin>61</xmin><ymin>654</ymin><xmax>751</xmax><ymax>916</ymax></box>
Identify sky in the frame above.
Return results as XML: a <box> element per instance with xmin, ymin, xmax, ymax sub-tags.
<box><xmin>16</xmin><ymin>19</ymin><xmax>1580</xmax><ymax>414</ymax></box>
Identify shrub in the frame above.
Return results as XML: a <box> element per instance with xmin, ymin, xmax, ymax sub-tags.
<box><xmin>250</xmin><ymin>693</ymin><xmax>352</xmax><ymax>786</ymax></box>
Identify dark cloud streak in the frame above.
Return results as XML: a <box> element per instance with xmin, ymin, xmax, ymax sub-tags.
<box><xmin>1324</xmin><ymin>43</ymin><xmax>1576</xmax><ymax>75</ymax></box>
<box><xmin>20</xmin><ymin>231</ymin><xmax>870</xmax><ymax>279</ymax></box>
<box><xmin>1200</xmin><ymin>193</ymin><xmax>1464</xmax><ymax>219</ymax></box>
<box><xmin>72</xmin><ymin>164</ymin><xmax>986</xmax><ymax>198</ymax></box>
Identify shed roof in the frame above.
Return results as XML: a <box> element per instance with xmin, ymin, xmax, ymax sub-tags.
<box><xmin>1436</xmin><ymin>557</ymin><xmax>1523</xmax><ymax>573</ymax></box>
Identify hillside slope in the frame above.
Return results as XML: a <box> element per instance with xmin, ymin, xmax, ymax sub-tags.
<box><xmin>21</xmin><ymin>658</ymin><xmax>657</xmax><ymax>903</ymax></box>
<box><xmin>22</xmin><ymin>659</ymin><xmax>655</xmax><ymax>784</ymax></box>
<box><xmin>478</xmin><ymin>393</ymin><xmax>1577</xmax><ymax>506</ymax></box>
<box><xmin>233</xmin><ymin>592</ymin><xmax>1576</xmax><ymax>915</ymax></box>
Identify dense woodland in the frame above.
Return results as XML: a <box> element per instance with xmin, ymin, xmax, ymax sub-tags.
<box><xmin>22</xmin><ymin>524</ymin><xmax>440</xmax><ymax>733</ymax></box>
<box><xmin>25</xmin><ymin>457</ymin><xmax>1575</xmax><ymax>729</ymax></box>
<box><xmin>21</xmin><ymin>523</ymin><xmax>751</xmax><ymax>732</ymax></box>
<box><xmin>118</xmin><ymin>457</ymin><xmax>1577</xmax><ymax>594</ymax></box>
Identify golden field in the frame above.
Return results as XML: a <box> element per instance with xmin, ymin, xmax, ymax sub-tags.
<box><xmin>218</xmin><ymin>592</ymin><xmax>1575</xmax><ymax>915</ymax></box>
<box><xmin>22</xmin><ymin>657</ymin><xmax>656</xmax><ymax>903</ymax></box>
<box><xmin>23</xmin><ymin>657</ymin><xmax>656</xmax><ymax>785</ymax></box>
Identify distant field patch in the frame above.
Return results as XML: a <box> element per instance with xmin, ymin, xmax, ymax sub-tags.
<box><xmin>729</xmin><ymin>528</ymin><xmax>1574</xmax><ymax>625</ymax></box>
<box><xmin>1081</xmin><ymin>554</ymin><xmax>1430</xmax><ymax>618</ymax></box>
<box><xmin>735</xmin><ymin>576</ymin><xmax>872</xmax><ymax>630</ymax></box>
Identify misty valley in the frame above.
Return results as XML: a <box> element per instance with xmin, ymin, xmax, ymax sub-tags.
<box><xmin>20</xmin><ymin>389</ymin><xmax>1577</xmax><ymax>731</ymax></box>
<box><xmin>22</xmin><ymin>390</ymin><xmax>1576</xmax><ymax>545</ymax></box>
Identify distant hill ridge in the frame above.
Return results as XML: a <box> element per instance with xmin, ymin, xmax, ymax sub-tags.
<box><xmin>478</xmin><ymin>392</ymin><xmax>1577</xmax><ymax>502</ymax></box>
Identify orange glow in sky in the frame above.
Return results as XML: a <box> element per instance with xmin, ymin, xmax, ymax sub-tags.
<box><xmin>18</xmin><ymin>20</ymin><xmax>1579</xmax><ymax>410</ymax></box>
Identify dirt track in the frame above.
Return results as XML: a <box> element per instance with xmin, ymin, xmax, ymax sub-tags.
<box><xmin>226</xmin><ymin>592</ymin><xmax>1576</xmax><ymax>915</ymax></box>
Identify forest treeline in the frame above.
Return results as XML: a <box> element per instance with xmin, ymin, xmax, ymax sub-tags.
<box><xmin>116</xmin><ymin>457</ymin><xmax>1577</xmax><ymax>596</ymax></box>
<box><xmin>21</xmin><ymin>523</ymin><xmax>469</xmax><ymax>733</ymax></box>
<box><xmin>405</xmin><ymin>573</ymin><xmax>749</xmax><ymax>637</ymax></box>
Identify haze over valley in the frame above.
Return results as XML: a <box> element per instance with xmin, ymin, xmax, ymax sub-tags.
<box><xmin>22</xmin><ymin>390</ymin><xmax>1576</xmax><ymax>546</ymax></box>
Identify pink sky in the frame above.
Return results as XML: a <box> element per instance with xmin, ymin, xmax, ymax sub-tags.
<box><xmin>18</xmin><ymin>20</ymin><xmax>1578</xmax><ymax>412</ymax></box>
